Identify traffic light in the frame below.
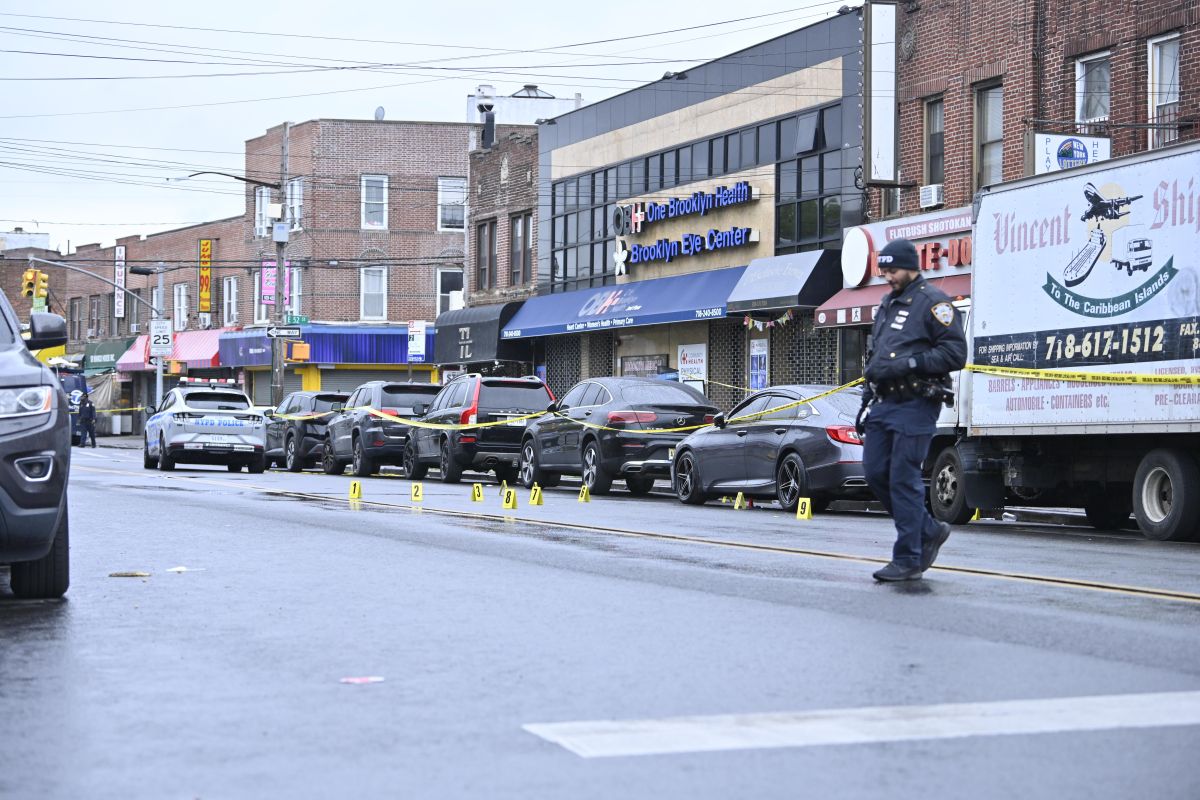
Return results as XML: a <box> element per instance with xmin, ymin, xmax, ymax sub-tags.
<box><xmin>21</xmin><ymin>268</ymin><xmax>36</xmax><ymax>298</ymax></box>
<box><xmin>34</xmin><ymin>271</ymin><xmax>49</xmax><ymax>299</ymax></box>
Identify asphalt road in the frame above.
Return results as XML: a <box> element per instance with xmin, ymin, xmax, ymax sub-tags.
<box><xmin>2</xmin><ymin>445</ymin><xmax>1199</xmax><ymax>799</ymax></box>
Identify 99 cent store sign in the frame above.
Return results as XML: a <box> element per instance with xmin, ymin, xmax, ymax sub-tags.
<box><xmin>611</xmin><ymin>182</ymin><xmax>759</xmax><ymax>271</ymax></box>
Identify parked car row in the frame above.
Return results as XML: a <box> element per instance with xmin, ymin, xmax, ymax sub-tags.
<box><xmin>262</xmin><ymin>373</ymin><xmax>872</xmax><ymax>512</ymax></box>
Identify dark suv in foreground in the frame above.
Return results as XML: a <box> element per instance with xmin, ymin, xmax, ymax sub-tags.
<box><xmin>405</xmin><ymin>375</ymin><xmax>553</xmax><ymax>483</ymax></box>
<box><xmin>265</xmin><ymin>390</ymin><xmax>348</xmax><ymax>471</ymax></box>
<box><xmin>0</xmin><ymin>291</ymin><xmax>71</xmax><ymax>599</ymax></box>
<box><xmin>323</xmin><ymin>381</ymin><xmax>441</xmax><ymax>477</ymax></box>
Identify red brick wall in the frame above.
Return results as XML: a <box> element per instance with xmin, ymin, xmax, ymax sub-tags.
<box><xmin>466</xmin><ymin>127</ymin><xmax>540</xmax><ymax>306</ymax></box>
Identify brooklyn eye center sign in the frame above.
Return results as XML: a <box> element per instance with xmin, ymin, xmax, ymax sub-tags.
<box><xmin>612</xmin><ymin>182</ymin><xmax>760</xmax><ymax>270</ymax></box>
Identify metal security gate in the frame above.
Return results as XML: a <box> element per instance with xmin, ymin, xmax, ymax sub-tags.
<box><xmin>250</xmin><ymin>370</ymin><xmax>304</xmax><ymax>405</ymax></box>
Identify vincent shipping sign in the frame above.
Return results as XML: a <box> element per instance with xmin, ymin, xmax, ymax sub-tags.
<box><xmin>970</xmin><ymin>146</ymin><xmax>1200</xmax><ymax>428</ymax></box>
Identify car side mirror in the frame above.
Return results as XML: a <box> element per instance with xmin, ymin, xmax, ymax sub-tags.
<box><xmin>546</xmin><ymin>401</ymin><xmax>559</xmax><ymax>413</ymax></box>
<box><xmin>712</xmin><ymin>412</ymin><xmax>726</xmax><ymax>429</ymax></box>
<box><xmin>412</xmin><ymin>403</ymin><xmax>426</xmax><ymax>416</ymax></box>
<box><xmin>263</xmin><ymin>408</ymin><xmax>276</xmax><ymax>418</ymax></box>
<box><xmin>25</xmin><ymin>312</ymin><xmax>68</xmax><ymax>351</ymax></box>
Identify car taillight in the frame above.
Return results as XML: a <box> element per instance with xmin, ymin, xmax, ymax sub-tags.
<box><xmin>607</xmin><ymin>411</ymin><xmax>658</xmax><ymax>425</ymax></box>
<box><xmin>234</xmin><ymin>414</ymin><xmax>259</xmax><ymax>421</ymax></box>
<box><xmin>827</xmin><ymin>425</ymin><xmax>862</xmax><ymax>445</ymax></box>
<box><xmin>381</xmin><ymin>407</ymin><xmax>401</xmax><ymax>418</ymax></box>
<box><xmin>702</xmin><ymin>414</ymin><xmax>716</xmax><ymax>425</ymax></box>
<box><xmin>461</xmin><ymin>381</ymin><xmax>480</xmax><ymax>426</ymax></box>
<box><xmin>172</xmin><ymin>412</ymin><xmax>200</xmax><ymax>420</ymax></box>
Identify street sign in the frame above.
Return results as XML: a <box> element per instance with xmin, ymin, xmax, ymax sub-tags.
<box><xmin>149</xmin><ymin>319</ymin><xmax>173</xmax><ymax>356</ymax></box>
<box><xmin>284</xmin><ymin>315</ymin><xmax>309</xmax><ymax>324</ymax></box>
<box><xmin>31</xmin><ymin>298</ymin><xmax>46</xmax><ymax>312</ymax></box>
<box><xmin>408</xmin><ymin>319</ymin><xmax>427</xmax><ymax>363</ymax></box>
<box><xmin>266</xmin><ymin>326</ymin><xmax>302</xmax><ymax>338</ymax></box>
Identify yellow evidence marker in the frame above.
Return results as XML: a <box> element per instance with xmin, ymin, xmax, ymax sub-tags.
<box><xmin>733</xmin><ymin>491</ymin><xmax>748</xmax><ymax>510</ymax></box>
<box><xmin>502</xmin><ymin>486</ymin><xmax>518</xmax><ymax>510</ymax></box>
<box><xmin>578</xmin><ymin>485</ymin><xmax>590</xmax><ymax>503</ymax></box>
<box><xmin>795</xmin><ymin>497</ymin><xmax>814</xmax><ymax>520</ymax></box>
<box><xmin>529</xmin><ymin>484</ymin><xmax>544</xmax><ymax>506</ymax></box>
<box><xmin>499</xmin><ymin>479</ymin><xmax>509</xmax><ymax>497</ymax></box>
<box><xmin>970</xmin><ymin>508</ymin><xmax>981</xmax><ymax>522</ymax></box>
<box><xmin>348</xmin><ymin>481</ymin><xmax>362</xmax><ymax>500</ymax></box>
<box><xmin>411</xmin><ymin>482</ymin><xmax>423</xmax><ymax>503</ymax></box>
<box><xmin>471</xmin><ymin>483</ymin><xmax>484</xmax><ymax>502</ymax></box>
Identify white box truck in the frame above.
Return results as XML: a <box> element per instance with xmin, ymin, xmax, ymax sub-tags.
<box><xmin>925</xmin><ymin>141</ymin><xmax>1200</xmax><ymax>541</ymax></box>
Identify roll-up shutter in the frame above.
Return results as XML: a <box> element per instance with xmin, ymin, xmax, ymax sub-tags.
<box><xmin>250</xmin><ymin>369</ymin><xmax>304</xmax><ymax>405</ymax></box>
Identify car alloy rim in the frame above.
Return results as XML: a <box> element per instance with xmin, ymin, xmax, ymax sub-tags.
<box><xmin>583</xmin><ymin>446</ymin><xmax>596</xmax><ymax>487</ymax></box>
<box><xmin>286</xmin><ymin>439</ymin><xmax>295</xmax><ymax>468</ymax></box>
<box><xmin>324</xmin><ymin>442</ymin><xmax>334</xmax><ymax>468</ymax></box>
<box><xmin>441</xmin><ymin>444</ymin><xmax>449</xmax><ymax>473</ymax></box>
<box><xmin>676</xmin><ymin>455</ymin><xmax>694</xmax><ymax>497</ymax></box>
<box><xmin>520</xmin><ymin>444</ymin><xmax>535</xmax><ymax>484</ymax></box>
<box><xmin>353</xmin><ymin>442</ymin><xmax>362</xmax><ymax>472</ymax></box>
<box><xmin>779</xmin><ymin>459</ymin><xmax>800</xmax><ymax>505</ymax></box>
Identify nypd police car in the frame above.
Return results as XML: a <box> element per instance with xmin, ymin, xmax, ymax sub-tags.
<box><xmin>143</xmin><ymin>378</ymin><xmax>268</xmax><ymax>472</ymax></box>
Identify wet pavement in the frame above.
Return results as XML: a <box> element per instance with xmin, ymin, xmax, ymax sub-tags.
<box><xmin>2</xmin><ymin>447</ymin><xmax>1199</xmax><ymax>798</ymax></box>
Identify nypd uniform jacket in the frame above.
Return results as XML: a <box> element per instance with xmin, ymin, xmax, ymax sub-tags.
<box><xmin>865</xmin><ymin>275</ymin><xmax>967</xmax><ymax>391</ymax></box>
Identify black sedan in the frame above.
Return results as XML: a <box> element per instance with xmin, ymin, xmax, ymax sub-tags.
<box><xmin>519</xmin><ymin>377</ymin><xmax>718</xmax><ymax>496</ymax></box>
<box><xmin>671</xmin><ymin>384</ymin><xmax>870</xmax><ymax>512</ymax></box>
<box><xmin>264</xmin><ymin>390</ymin><xmax>348</xmax><ymax>471</ymax></box>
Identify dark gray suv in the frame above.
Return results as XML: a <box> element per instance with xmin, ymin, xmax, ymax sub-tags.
<box><xmin>0</xmin><ymin>289</ymin><xmax>71</xmax><ymax>599</ymax></box>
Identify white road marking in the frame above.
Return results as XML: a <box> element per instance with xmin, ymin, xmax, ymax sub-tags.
<box><xmin>524</xmin><ymin>691</ymin><xmax>1200</xmax><ymax>758</ymax></box>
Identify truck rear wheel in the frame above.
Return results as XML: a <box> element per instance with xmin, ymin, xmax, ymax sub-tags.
<box><xmin>929</xmin><ymin>447</ymin><xmax>974</xmax><ymax>525</ymax></box>
<box><xmin>1133</xmin><ymin>448</ymin><xmax>1200</xmax><ymax>542</ymax></box>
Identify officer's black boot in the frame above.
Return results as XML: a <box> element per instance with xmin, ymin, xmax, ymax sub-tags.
<box><xmin>921</xmin><ymin>521</ymin><xmax>952</xmax><ymax>571</ymax></box>
<box><xmin>872</xmin><ymin>562</ymin><xmax>923</xmax><ymax>582</ymax></box>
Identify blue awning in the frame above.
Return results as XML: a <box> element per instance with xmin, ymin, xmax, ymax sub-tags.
<box><xmin>218</xmin><ymin>324</ymin><xmax>435</xmax><ymax>367</ymax></box>
<box><xmin>501</xmin><ymin>266</ymin><xmax>746</xmax><ymax>340</ymax></box>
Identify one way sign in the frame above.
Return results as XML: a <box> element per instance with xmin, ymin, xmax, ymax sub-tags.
<box><xmin>266</xmin><ymin>326</ymin><xmax>302</xmax><ymax>338</ymax></box>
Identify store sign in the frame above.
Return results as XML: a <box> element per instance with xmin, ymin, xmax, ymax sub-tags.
<box><xmin>841</xmin><ymin>207</ymin><xmax>973</xmax><ymax>288</ymax></box>
<box><xmin>620</xmin><ymin>227</ymin><xmax>759</xmax><ymax>268</ymax></box>
<box><xmin>678</xmin><ymin>343</ymin><xmax>707</xmax><ymax>390</ymax></box>
<box><xmin>612</xmin><ymin>182</ymin><xmax>758</xmax><ymax>235</ymax></box>
<box><xmin>407</xmin><ymin>320</ymin><xmax>427</xmax><ymax>363</ymax></box>
<box><xmin>198</xmin><ymin>239</ymin><xmax>212</xmax><ymax>313</ymax></box>
<box><xmin>113</xmin><ymin>246</ymin><xmax>126</xmax><ymax>319</ymax></box>
<box><xmin>260</xmin><ymin>260</ymin><xmax>292</xmax><ymax>305</ymax></box>
<box><xmin>1033</xmin><ymin>132</ymin><xmax>1111</xmax><ymax>175</ymax></box>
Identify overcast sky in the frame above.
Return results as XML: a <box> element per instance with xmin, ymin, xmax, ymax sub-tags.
<box><xmin>0</xmin><ymin>1</ymin><xmax>845</xmax><ymax>253</ymax></box>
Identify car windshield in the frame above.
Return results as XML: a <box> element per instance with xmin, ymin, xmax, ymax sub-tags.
<box><xmin>479</xmin><ymin>382</ymin><xmax>551</xmax><ymax>409</ymax></box>
<box><xmin>313</xmin><ymin>394</ymin><xmax>348</xmax><ymax>412</ymax></box>
<box><xmin>0</xmin><ymin>293</ymin><xmax>16</xmax><ymax>344</ymax></box>
<box><xmin>185</xmin><ymin>391</ymin><xmax>251</xmax><ymax>410</ymax></box>
<box><xmin>619</xmin><ymin>383</ymin><xmax>707</xmax><ymax>405</ymax></box>
<box><xmin>381</xmin><ymin>386</ymin><xmax>440</xmax><ymax>412</ymax></box>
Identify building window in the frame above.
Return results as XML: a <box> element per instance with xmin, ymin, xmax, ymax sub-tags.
<box><xmin>976</xmin><ymin>84</ymin><xmax>1004</xmax><ymax>188</ymax></box>
<box><xmin>254</xmin><ymin>186</ymin><xmax>272</xmax><ymax>237</ymax></box>
<box><xmin>69</xmin><ymin>297</ymin><xmax>82</xmax><ymax>341</ymax></box>
<box><xmin>86</xmin><ymin>295</ymin><xmax>100</xmax><ymax>337</ymax></box>
<box><xmin>510</xmin><ymin>212</ymin><xmax>532</xmax><ymax>285</ymax></box>
<box><xmin>286</xmin><ymin>178</ymin><xmax>303</xmax><ymax>230</ymax></box>
<box><xmin>437</xmin><ymin>268</ymin><xmax>464</xmax><ymax>317</ymax></box>
<box><xmin>253</xmin><ymin>273</ymin><xmax>269</xmax><ymax>324</ymax></box>
<box><xmin>1075</xmin><ymin>52</ymin><xmax>1111</xmax><ymax>126</ymax></box>
<box><xmin>926</xmin><ymin>97</ymin><xmax>945</xmax><ymax>185</ymax></box>
<box><xmin>285</xmin><ymin>268</ymin><xmax>302</xmax><ymax>316</ymax></box>
<box><xmin>438</xmin><ymin>177</ymin><xmax>466</xmax><ymax>231</ymax></box>
<box><xmin>222</xmin><ymin>277</ymin><xmax>238</xmax><ymax>326</ymax></box>
<box><xmin>361</xmin><ymin>175</ymin><xmax>388</xmax><ymax>230</ymax></box>
<box><xmin>360</xmin><ymin>267</ymin><xmax>387</xmax><ymax>320</ymax></box>
<box><xmin>127</xmin><ymin>289</ymin><xmax>140</xmax><ymax>331</ymax></box>
<box><xmin>475</xmin><ymin>220</ymin><xmax>497</xmax><ymax>290</ymax></box>
<box><xmin>1149</xmin><ymin>34</ymin><xmax>1180</xmax><ymax>148</ymax></box>
<box><xmin>173</xmin><ymin>283</ymin><xmax>188</xmax><ymax>331</ymax></box>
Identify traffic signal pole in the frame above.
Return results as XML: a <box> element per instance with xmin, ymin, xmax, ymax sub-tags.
<box><xmin>270</xmin><ymin>122</ymin><xmax>291</xmax><ymax>410</ymax></box>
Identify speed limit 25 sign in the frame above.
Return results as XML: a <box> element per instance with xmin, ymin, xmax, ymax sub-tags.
<box><xmin>149</xmin><ymin>318</ymin><xmax>173</xmax><ymax>356</ymax></box>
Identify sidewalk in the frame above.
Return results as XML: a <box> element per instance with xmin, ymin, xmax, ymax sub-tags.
<box><xmin>93</xmin><ymin>435</ymin><xmax>144</xmax><ymax>450</ymax></box>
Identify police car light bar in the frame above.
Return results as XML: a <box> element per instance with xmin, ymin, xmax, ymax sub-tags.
<box><xmin>179</xmin><ymin>377</ymin><xmax>237</xmax><ymax>386</ymax></box>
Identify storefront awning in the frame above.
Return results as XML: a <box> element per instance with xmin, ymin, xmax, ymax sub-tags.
<box><xmin>726</xmin><ymin>250</ymin><xmax>842</xmax><ymax>314</ymax></box>
<box><xmin>433</xmin><ymin>302</ymin><xmax>525</xmax><ymax>365</ymax></box>
<box><xmin>219</xmin><ymin>324</ymin><xmax>435</xmax><ymax>368</ymax></box>
<box><xmin>84</xmin><ymin>337</ymin><xmax>139</xmax><ymax>376</ymax></box>
<box><xmin>113</xmin><ymin>329</ymin><xmax>225</xmax><ymax>371</ymax></box>
<box><xmin>814</xmin><ymin>274</ymin><xmax>971</xmax><ymax>328</ymax></box>
<box><xmin>500</xmin><ymin>266</ymin><xmax>747</xmax><ymax>340</ymax></box>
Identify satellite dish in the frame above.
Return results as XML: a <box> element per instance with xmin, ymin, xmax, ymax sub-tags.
<box><xmin>374</xmin><ymin>106</ymin><xmax>385</xmax><ymax>121</ymax></box>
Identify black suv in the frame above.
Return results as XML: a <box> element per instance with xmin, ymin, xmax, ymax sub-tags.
<box><xmin>0</xmin><ymin>290</ymin><xmax>71</xmax><ymax>599</ymax></box>
<box><xmin>265</xmin><ymin>390</ymin><xmax>348</xmax><ymax>471</ymax></box>
<box><xmin>405</xmin><ymin>374</ymin><xmax>553</xmax><ymax>484</ymax></box>
<box><xmin>322</xmin><ymin>381</ymin><xmax>441</xmax><ymax>477</ymax></box>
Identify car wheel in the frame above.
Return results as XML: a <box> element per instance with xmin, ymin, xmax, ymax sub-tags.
<box><xmin>582</xmin><ymin>440</ymin><xmax>613</xmax><ymax>495</ymax></box>
<box><xmin>518</xmin><ymin>439</ymin><xmax>555</xmax><ymax>489</ymax></box>
<box><xmin>321</xmin><ymin>440</ymin><xmax>345</xmax><ymax>476</ymax></box>
<box><xmin>776</xmin><ymin>453</ymin><xmax>808</xmax><ymax>513</ymax></box>
<box><xmin>930</xmin><ymin>447</ymin><xmax>975</xmax><ymax>524</ymax></box>
<box><xmin>157</xmin><ymin>434</ymin><xmax>174</xmax><ymax>471</ymax></box>
<box><xmin>673</xmin><ymin>450</ymin><xmax>706</xmax><ymax>505</ymax></box>
<box><xmin>626</xmin><ymin>475</ymin><xmax>655</xmax><ymax>496</ymax></box>
<box><xmin>227</xmin><ymin>463</ymin><xmax>243</xmax><ymax>473</ymax></box>
<box><xmin>285</xmin><ymin>435</ymin><xmax>303</xmax><ymax>472</ymax></box>
<box><xmin>404</xmin><ymin>441</ymin><xmax>428</xmax><ymax>480</ymax></box>
<box><xmin>439</xmin><ymin>439</ymin><xmax>463</xmax><ymax>483</ymax></box>
<box><xmin>247</xmin><ymin>454</ymin><xmax>267</xmax><ymax>474</ymax></box>
<box><xmin>352</xmin><ymin>436</ymin><xmax>377</xmax><ymax>478</ymax></box>
<box><xmin>10</xmin><ymin>502</ymin><xmax>69</xmax><ymax>599</ymax></box>
<box><xmin>143</xmin><ymin>436</ymin><xmax>156</xmax><ymax>469</ymax></box>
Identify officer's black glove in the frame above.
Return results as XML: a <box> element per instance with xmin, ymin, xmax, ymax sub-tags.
<box><xmin>855</xmin><ymin>404</ymin><xmax>869</xmax><ymax>437</ymax></box>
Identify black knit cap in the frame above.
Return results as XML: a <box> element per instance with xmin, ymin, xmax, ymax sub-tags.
<box><xmin>876</xmin><ymin>238</ymin><xmax>919</xmax><ymax>271</ymax></box>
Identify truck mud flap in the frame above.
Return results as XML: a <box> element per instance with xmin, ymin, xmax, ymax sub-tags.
<box><xmin>955</xmin><ymin>441</ymin><xmax>1006</xmax><ymax>510</ymax></box>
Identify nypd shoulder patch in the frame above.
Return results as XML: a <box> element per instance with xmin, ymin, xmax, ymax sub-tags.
<box><xmin>931</xmin><ymin>302</ymin><xmax>955</xmax><ymax>327</ymax></box>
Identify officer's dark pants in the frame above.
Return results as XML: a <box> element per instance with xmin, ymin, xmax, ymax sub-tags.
<box><xmin>863</xmin><ymin>397</ymin><xmax>941</xmax><ymax>569</ymax></box>
<box><xmin>81</xmin><ymin>422</ymin><xmax>96</xmax><ymax>447</ymax></box>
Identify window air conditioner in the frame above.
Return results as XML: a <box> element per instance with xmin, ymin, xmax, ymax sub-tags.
<box><xmin>130</xmin><ymin>323</ymin><xmax>141</xmax><ymax>333</ymax></box>
<box><xmin>919</xmin><ymin>183</ymin><xmax>945</xmax><ymax>209</ymax></box>
<box><xmin>85</xmin><ymin>328</ymin><xmax>95</xmax><ymax>338</ymax></box>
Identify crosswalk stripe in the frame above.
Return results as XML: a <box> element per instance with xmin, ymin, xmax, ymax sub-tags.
<box><xmin>524</xmin><ymin>691</ymin><xmax>1200</xmax><ymax>758</ymax></box>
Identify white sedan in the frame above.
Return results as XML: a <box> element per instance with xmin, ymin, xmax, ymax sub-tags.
<box><xmin>143</xmin><ymin>381</ymin><xmax>267</xmax><ymax>472</ymax></box>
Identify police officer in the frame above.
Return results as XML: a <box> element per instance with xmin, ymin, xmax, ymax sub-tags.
<box><xmin>859</xmin><ymin>238</ymin><xmax>967</xmax><ymax>582</ymax></box>
<box><xmin>78</xmin><ymin>393</ymin><xmax>97</xmax><ymax>448</ymax></box>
